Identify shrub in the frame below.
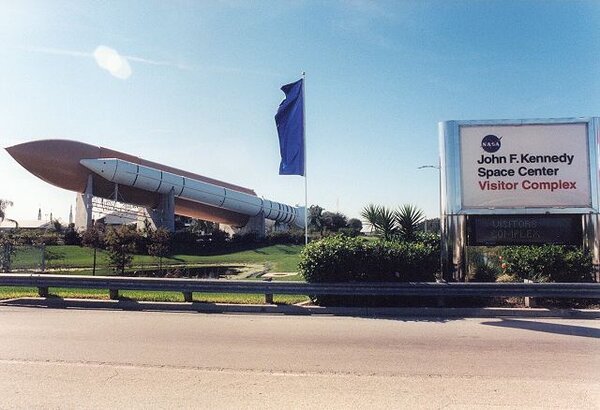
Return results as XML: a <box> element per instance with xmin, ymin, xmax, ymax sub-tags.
<box><xmin>63</xmin><ymin>223</ymin><xmax>81</xmax><ymax>245</ymax></box>
<box><xmin>299</xmin><ymin>235</ymin><xmax>439</xmax><ymax>306</ymax></box>
<box><xmin>0</xmin><ymin>232</ymin><xmax>16</xmax><ymax>272</ymax></box>
<box><xmin>266</xmin><ymin>230</ymin><xmax>305</xmax><ymax>245</ymax></box>
<box><xmin>299</xmin><ymin>235</ymin><xmax>438</xmax><ymax>283</ymax></box>
<box><xmin>467</xmin><ymin>248</ymin><xmax>501</xmax><ymax>282</ymax></box>
<box><xmin>147</xmin><ymin>228</ymin><xmax>172</xmax><ymax>272</ymax></box>
<box><xmin>104</xmin><ymin>225</ymin><xmax>139</xmax><ymax>275</ymax></box>
<box><xmin>500</xmin><ymin>245</ymin><xmax>593</xmax><ymax>283</ymax></box>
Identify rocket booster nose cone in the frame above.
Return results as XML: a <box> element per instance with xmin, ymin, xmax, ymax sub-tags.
<box><xmin>80</xmin><ymin>158</ymin><xmax>117</xmax><ymax>181</ymax></box>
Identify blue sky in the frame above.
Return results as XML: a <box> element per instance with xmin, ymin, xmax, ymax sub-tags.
<box><xmin>1</xmin><ymin>0</ymin><xmax>599</xmax><ymax>223</ymax></box>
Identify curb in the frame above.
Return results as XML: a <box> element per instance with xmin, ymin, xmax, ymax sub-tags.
<box><xmin>1</xmin><ymin>297</ymin><xmax>599</xmax><ymax>319</ymax></box>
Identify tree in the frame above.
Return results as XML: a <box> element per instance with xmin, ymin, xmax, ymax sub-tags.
<box><xmin>395</xmin><ymin>204</ymin><xmax>425</xmax><ymax>241</ymax></box>
<box><xmin>360</xmin><ymin>203</ymin><xmax>425</xmax><ymax>241</ymax></box>
<box><xmin>347</xmin><ymin>218</ymin><xmax>363</xmax><ymax>234</ymax></box>
<box><xmin>0</xmin><ymin>199</ymin><xmax>13</xmax><ymax>222</ymax></box>
<box><xmin>63</xmin><ymin>223</ymin><xmax>81</xmax><ymax>245</ymax></box>
<box><xmin>0</xmin><ymin>231</ymin><xmax>16</xmax><ymax>272</ymax></box>
<box><xmin>308</xmin><ymin>205</ymin><xmax>325</xmax><ymax>235</ymax></box>
<box><xmin>81</xmin><ymin>225</ymin><xmax>105</xmax><ymax>276</ymax></box>
<box><xmin>104</xmin><ymin>225</ymin><xmax>138</xmax><ymax>276</ymax></box>
<box><xmin>147</xmin><ymin>228</ymin><xmax>172</xmax><ymax>273</ymax></box>
<box><xmin>361</xmin><ymin>204</ymin><xmax>397</xmax><ymax>240</ymax></box>
<box><xmin>189</xmin><ymin>219</ymin><xmax>219</xmax><ymax>235</ymax></box>
<box><xmin>322</xmin><ymin>212</ymin><xmax>348</xmax><ymax>233</ymax></box>
<box><xmin>52</xmin><ymin>220</ymin><xmax>63</xmax><ymax>233</ymax></box>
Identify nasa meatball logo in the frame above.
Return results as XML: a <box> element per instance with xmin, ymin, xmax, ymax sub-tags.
<box><xmin>481</xmin><ymin>134</ymin><xmax>501</xmax><ymax>153</ymax></box>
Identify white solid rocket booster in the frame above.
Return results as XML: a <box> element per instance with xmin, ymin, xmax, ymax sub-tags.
<box><xmin>80</xmin><ymin>158</ymin><xmax>305</xmax><ymax>228</ymax></box>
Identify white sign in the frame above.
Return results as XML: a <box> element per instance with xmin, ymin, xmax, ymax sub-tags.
<box><xmin>460</xmin><ymin>123</ymin><xmax>591</xmax><ymax>208</ymax></box>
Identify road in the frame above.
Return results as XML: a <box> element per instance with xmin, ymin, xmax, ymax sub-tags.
<box><xmin>0</xmin><ymin>305</ymin><xmax>598</xmax><ymax>409</ymax></box>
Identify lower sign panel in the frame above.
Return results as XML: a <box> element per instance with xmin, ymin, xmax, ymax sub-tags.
<box><xmin>468</xmin><ymin>215</ymin><xmax>582</xmax><ymax>246</ymax></box>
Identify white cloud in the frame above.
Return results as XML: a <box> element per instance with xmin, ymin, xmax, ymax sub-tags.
<box><xmin>19</xmin><ymin>45</ymin><xmax>189</xmax><ymax>79</ymax></box>
<box><xmin>18</xmin><ymin>45</ymin><xmax>277</xmax><ymax>79</ymax></box>
<box><xmin>93</xmin><ymin>45</ymin><xmax>132</xmax><ymax>79</ymax></box>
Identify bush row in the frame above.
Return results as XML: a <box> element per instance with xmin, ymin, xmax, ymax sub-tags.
<box><xmin>499</xmin><ymin>245</ymin><xmax>593</xmax><ymax>283</ymax></box>
<box><xmin>299</xmin><ymin>235</ymin><xmax>439</xmax><ymax>283</ymax></box>
<box><xmin>469</xmin><ymin>245</ymin><xmax>594</xmax><ymax>283</ymax></box>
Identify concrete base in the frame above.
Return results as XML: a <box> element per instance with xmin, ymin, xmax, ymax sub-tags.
<box><xmin>146</xmin><ymin>188</ymin><xmax>175</xmax><ymax>232</ymax></box>
<box><xmin>75</xmin><ymin>175</ymin><xmax>94</xmax><ymax>231</ymax></box>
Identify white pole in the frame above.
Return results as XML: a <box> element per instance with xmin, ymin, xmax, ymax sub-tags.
<box><xmin>302</xmin><ymin>71</ymin><xmax>308</xmax><ymax>246</ymax></box>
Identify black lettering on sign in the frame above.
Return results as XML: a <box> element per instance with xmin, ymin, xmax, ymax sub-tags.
<box><xmin>467</xmin><ymin>215</ymin><xmax>582</xmax><ymax>246</ymax></box>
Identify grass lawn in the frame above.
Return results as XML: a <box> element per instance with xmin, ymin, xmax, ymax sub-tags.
<box><xmin>3</xmin><ymin>244</ymin><xmax>306</xmax><ymax>302</ymax></box>
<box><xmin>12</xmin><ymin>244</ymin><xmax>303</xmax><ymax>273</ymax></box>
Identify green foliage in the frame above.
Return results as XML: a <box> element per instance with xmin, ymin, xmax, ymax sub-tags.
<box><xmin>104</xmin><ymin>225</ymin><xmax>138</xmax><ymax>275</ymax></box>
<box><xmin>266</xmin><ymin>230</ymin><xmax>305</xmax><ymax>245</ymax></box>
<box><xmin>321</xmin><ymin>211</ymin><xmax>348</xmax><ymax>233</ymax></box>
<box><xmin>500</xmin><ymin>245</ymin><xmax>593</xmax><ymax>283</ymax></box>
<box><xmin>147</xmin><ymin>228</ymin><xmax>172</xmax><ymax>258</ymax></box>
<box><xmin>0</xmin><ymin>232</ymin><xmax>16</xmax><ymax>272</ymax></box>
<box><xmin>395</xmin><ymin>204</ymin><xmax>425</xmax><ymax>241</ymax></box>
<box><xmin>346</xmin><ymin>218</ymin><xmax>363</xmax><ymax>233</ymax></box>
<box><xmin>361</xmin><ymin>204</ymin><xmax>398</xmax><ymax>240</ymax></box>
<box><xmin>10</xmin><ymin>244</ymin><xmax>302</xmax><ymax>273</ymax></box>
<box><xmin>171</xmin><ymin>227</ymin><xmax>230</xmax><ymax>253</ymax></box>
<box><xmin>13</xmin><ymin>230</ymin><xmax>61</xmax><ymax>246</ymax></box>
<box><xmin>308</xmin><ymin>205</ymin><xmax>324</xmax><ymax>234</ymax></box>
<box><xmin>81</xmin><ymin>226</ymin><xmax>105</xmax><ymax>249</ymax></box>
<box><xmin>361</xmin><ymin>203</ymin><xmax>425</xmax><ymax>241</ymax></box>
<box><xmin>63</xmin><ymin>223</ymin><xmax>81</xmax><ymax>245</ymax></box>
<box><xmin>299</xmin><ymin>235</ymin><xmax>438</xmax><ymax>283</ymax></box>
<box><xmin>467</xmin><ymin>248</ymin><xmax>501</xmax><ymax>282</ymax></box>
<box><xmin>147</xmin><ymin>228</ymin><xmax>172</xmax><ymax>272</ymax></box>
<box><xmin>299</xmin><ymin>235</ymin><xmax>439</xmax><ymax>306</ymax></box>
<box><xmin>51</xmin><ymin>220</ymin><xmax>63</xmax><ymax>233</ymax></box>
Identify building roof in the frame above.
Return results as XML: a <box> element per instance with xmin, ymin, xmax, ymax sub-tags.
<box><xmin>0</xmin><ymin>219</ymin><xmax>56</xmax><ymax>230</ymax></box>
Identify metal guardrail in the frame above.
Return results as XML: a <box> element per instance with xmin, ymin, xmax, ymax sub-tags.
<box><xmin>0</xmin><ymin>274</ymin><xmax>599</xmax><ymax>303</ymax></box>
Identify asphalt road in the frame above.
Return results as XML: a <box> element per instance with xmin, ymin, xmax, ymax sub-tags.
<box><xmin>0</xmin><ymin>306</ymin><xmax>598</xmax><ymax>409</ymax></box>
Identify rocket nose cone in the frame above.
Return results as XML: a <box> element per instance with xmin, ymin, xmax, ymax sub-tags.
<box><xmin>79</xmin><ymin>158</ymin><xmax>102</xmax><ymax>174</ymax></box>
<box><xmin>80</xmin><ymin>158</ymin><xmax>117</xmax><ymax>180</ymax></box>
<box><xmin>5</xmin><ymin>139</ymin><xmax>103</xmax><ymax>192</ymax></box>
<box><xmin>5</xmin><ymin>142</ymin><xmax>30</xmax><ymax>164</ymax></box>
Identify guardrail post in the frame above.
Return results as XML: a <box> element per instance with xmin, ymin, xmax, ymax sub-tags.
<box><xmin>524</xmin><ymin>279</ymin><xmax>535</xmax><ymax>308</ymax></box>
<box><xmin>109</xmin><ymin>289</ymin><xmax>119</xmax><ymax>300</ymax></box>
<box><xmin>183</xmin><ymin>291</ymin><xmax>193</xmax><ymax>302</ymax></box>
<box><xmin>264</xmin><ymin>277</ymin><xmax>273</xmax><ymax>304</ymax></box>
<box><xmin>38</xmin><ymin>287</ymin><xmax>49</xmax><ymax>298</ymax></box>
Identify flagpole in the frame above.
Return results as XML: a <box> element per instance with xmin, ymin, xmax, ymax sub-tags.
<box><xmin>302</xmin><ymin>71</ymin><xmax>308</xmax><ymax>246</ymax></box>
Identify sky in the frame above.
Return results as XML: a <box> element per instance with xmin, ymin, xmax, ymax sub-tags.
<box><xmin>1</xmin><ymin>0</ymin><xmax>599</xmax><ymax>223</ymax></box>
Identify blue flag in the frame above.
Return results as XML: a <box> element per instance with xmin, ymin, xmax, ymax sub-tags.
<box><xmin>275</xmin><ymin>79</ymin><xmax>305</xmax><ymax>176</ymax></box>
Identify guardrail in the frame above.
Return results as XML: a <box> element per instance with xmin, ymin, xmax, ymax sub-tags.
<box><xmin>0</xmin><ymin>274</ymin><xmax>598</xmax><ymax>303</ymax></box>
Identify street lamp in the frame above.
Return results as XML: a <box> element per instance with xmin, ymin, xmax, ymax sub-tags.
<box><xmin>418</xmin><ymin>163</ymin><xmax>444</xmax><ymax>281</ymax></box>
<box><xmin>417</xmin><ymin>163</ymin><xmax>441</xmax><ymax>221</ymax></box>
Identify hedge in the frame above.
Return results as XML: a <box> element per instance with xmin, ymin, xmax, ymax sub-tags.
<box><xmin>500</xmin><ymin>245</ymin><xmax>593</xmax><ymax>283</ymax></box>
<box><xmin>299</xmin><ymin>235</ymin><xmax>438</xmax><ymax>283</ymax></box>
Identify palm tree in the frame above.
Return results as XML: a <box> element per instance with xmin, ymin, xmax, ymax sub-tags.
<box><xmin>395</xmin><ymin>204</ymin><xmax>425</xmax><ymax>241</ymax></box>
<box><xmin>360</xmin><ymin>204</ymin><xmax>379</xmax><ymax>234</ymax></box>
<box><xmin>361</xmin><ymin>204</ymin><xmax>398</xmax><ymax>240</ymax></box>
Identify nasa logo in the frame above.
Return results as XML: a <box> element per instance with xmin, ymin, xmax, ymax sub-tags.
<box><xmin>481</xmin><ymin>134</ymin><xmax>501</xmax><ymax>153</ymax></box>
